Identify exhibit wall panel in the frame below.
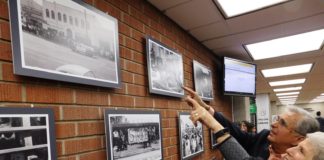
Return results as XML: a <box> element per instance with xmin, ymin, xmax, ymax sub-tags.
<box><xmin>0</xmin><ymin>0</ymin><xmax>232</xmax><ymax>160</ymax></box>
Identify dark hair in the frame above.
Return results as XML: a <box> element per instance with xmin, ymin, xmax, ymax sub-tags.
<box><xmin>317</xmin><ymin>111</ymin><xmax>321</xmax><ymax>116</ymax></box>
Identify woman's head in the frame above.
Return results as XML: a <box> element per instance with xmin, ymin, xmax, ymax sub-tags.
<box><xmin>282</xmin><ymin>132</ymin><xmax>324</xmax><ymax>160</ymax></box>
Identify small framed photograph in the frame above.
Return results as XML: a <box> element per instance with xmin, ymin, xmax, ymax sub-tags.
<box><xmin>178</xmin><ymin>112</ymin><xmax>204</xmax><ymax>160</ymax></box>
<box><xmin>0</xmin><ymin>107</ymin><xmax>56</xmax><ymax>160</ymax></box>
<box><xmin>193</xmin><ymin>60</ymin><xmax>214</xmax><ymax>101</ymax></box>
<box><xmin>210</xmin><ymin>130</ymin><xmax>217</xmax><ymax>149</ymax></box>
<box><xmin>146</xmin><ymin>36</ymin><xmax>184</xmax><ymax>98</ymax></box>
<box><xmin>104</xmin><ymin>109</ymin><xmax>163</xmax><ymax>160</ymax></box>
<box><xmin>9</xmin><ymin>0</ymin><xmax>121</xmax><ymax>88</ymax></box>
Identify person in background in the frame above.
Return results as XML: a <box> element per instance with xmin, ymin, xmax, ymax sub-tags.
<box><xmin>240</xmin><ymin>120</ymin><xmax>255</xmax><ymax>133</ymax></box>
<box><xmin>315</xmin><ymin>111</ymin><xmax>324</xmax><ymax>132</ymax></box>
<box><xmin>185</xmin><ymin>94</ymin><xmax>324</xmax><ymax>160</ymax></box>
<box><xmin>183</xmin><ymin>86</ymin><xmax>319</xmax><ymax>159</ymax></box>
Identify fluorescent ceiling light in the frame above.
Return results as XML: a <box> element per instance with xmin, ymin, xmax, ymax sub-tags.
<box><xmin>262</xmin><ymin>64</ymin><xmax>312</xmax><ymax>77</ymax></box>
<box><xmin>246</xmin><ymin>29</ymin><xmax>324</xmax><ymax>60</ymax></box>
<box><xmin>215</xmin><ymin>0</ymin><xmax>288</xmax><ymax>18</ymax></box>
<box><xmin>274</xmin><ymin>86</ymin><xmax>302</xmax><ymax>92</ymax></box>
<box><xmin>278</xmin><ymin>95</ymin><xmax>298</xmax><ymax>99</ymax></box>
<box><xmin>321</xmin><ymin>93</ymin><xmax>324</xmax><ymax>96</ymax></box>
<box><xmin>279</xmin><ymin>97</ymin><xmax>297</xmax><ymax>100</ymax></box>
<box><xmin>269</xmin><ymin>78</ymin><xmax>306</xmax><ymax>86</ymax></box>
<box><xmin>276</xmin><ymin>92</ymin><xmax>299</xmax><ymax>96</ymax></box>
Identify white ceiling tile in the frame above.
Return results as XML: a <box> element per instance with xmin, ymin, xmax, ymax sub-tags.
<box><xmin>147</xmin><ymin>0</ymin><xmax>190</xmax><ymax>11</ymax></box>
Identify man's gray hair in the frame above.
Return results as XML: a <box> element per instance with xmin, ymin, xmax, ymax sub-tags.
<box><xmin>286</xmin><ymin>106</ymin><xmax>319</xmax><ymax>136</ymax></box>
<box><xmin>307</xmin><ymin>132</ymin><xmax>324</xmax><ymax>160</ymax></box>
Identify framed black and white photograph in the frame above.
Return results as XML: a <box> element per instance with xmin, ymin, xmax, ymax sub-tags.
<box><xmin>146</xmin><ymin>36</ymin><xmax>184</xmax><ymax>98</ymax></box>
<box><xmin>193</xmin><ymin>60</ymin><xmax>214</xmax><ymax>101</ymax></box>
<box><xmin>210</xmin><ymin>130</ymin><xmax>217</xmax><ymax>149</ymax></box>
<box><xmin>104</xmin><ymin>109</ymin><xmax>163</xmax><ymax>160</ymax></box>
<box><xmin>178</xmin><ymin>112</ymin><xmax>204</xmax><ymax>160</ymax></box>
<box><xmin>9</xmin><ymin>0</ymin><xmax>121</xmax><ymax>88</ymax></box>
<box><xmin>0</xmin><ymin>107</ymin><xmax>56</xmax><ymax>160</ymax></box>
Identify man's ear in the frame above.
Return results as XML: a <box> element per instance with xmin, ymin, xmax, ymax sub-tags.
<box><xmin>292</xmin><ymin>136</ymin><xmax>305</xmax><ymax>146</ymax></box>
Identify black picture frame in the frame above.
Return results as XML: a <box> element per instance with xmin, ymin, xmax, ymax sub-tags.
<box><xmin>104</xmin><ymin>109</ymin><xmax>163</xmax><ymax>160</ymax></box>
<box><xmin>193</xmin><ymin>60</ymin><xmax>214</xmax><ymax>101</ymax></box>
<box><xmin>146</xmin><ymin>36</ymin><xmax>184</xmax><ymax>98</ymax></box>
<box><xmin>8</xmin><ymin>0</ymin><xmax>121</xmax><ymax>88</ymax></box>
<box><xmin>178</xmin><ymin>112</ymin><xmax>204</xmax><ymax>160</ymax></box>
<box><xmin>0</xmin><ymin>107</ymin><xmax>56</xmax><ymax>160</ymax></box>
<box><xmin>210</xmin><ymin>130</ymin><xmax>217</xmax><ymax>149</ymax></box>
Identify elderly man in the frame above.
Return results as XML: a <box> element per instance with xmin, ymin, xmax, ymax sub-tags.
<box><xmin>184</xmin><ymin>87</ymin><xmax>319</xmax><ymax>159</ymax></box>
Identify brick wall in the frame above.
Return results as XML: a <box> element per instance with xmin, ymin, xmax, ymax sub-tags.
<box><xmin>0</xmin><ymin>0</ymin><xmax>232</xmax><ymax>159</ymax></box>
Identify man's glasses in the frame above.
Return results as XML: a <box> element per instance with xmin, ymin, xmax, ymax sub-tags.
<box><xmin>273</xmin><ymin>115</ymin><xmax>304</xmax><ymax>136</ymax></box>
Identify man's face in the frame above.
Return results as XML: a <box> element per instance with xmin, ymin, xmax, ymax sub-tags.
<box><xmin>281</xmin><ymin>138</ymin><xmax>317</xmax><ymax>160</ymax></box>
<box><xmin>268</xmin><ymin>112</ymin><xmax>304</xmax><ymax>145</ymax></box>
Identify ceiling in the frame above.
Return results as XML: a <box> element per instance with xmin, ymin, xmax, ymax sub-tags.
<box><xmin>147</xmin><ymin>0</ymin><xmax>324</xmax><ymax>105</ymax></box>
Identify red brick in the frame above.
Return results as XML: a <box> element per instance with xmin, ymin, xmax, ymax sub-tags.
<box><xmin>77</xmin><ymin>121</ymin><xmax>104</xmax><ymax>136</ymax></box>
<box><xmin>124</xmin><ymin>60</ymin><xmax>145</xmax><ymax>75</ymax></box>
<box><xmin>133</xmin><ymin>51</ymin><xmax>145</xmax><ymax>64</ymax></box>
<box><xmin>0</xmin><ymin>21</ymin><xmax>10</xmax><ymax>40</ymax></box>
<box><xmin>25</xmin><ymin>85</ymin><xmax>73</xmax><ymax>103</ymax></box>
<box><xmin>56</xmin><ymin>123</ymin><xmax>76</xmax><ymax>139</ymax></box>
<box><xmin>120</xmin><ymin>46</ymin><xmax>132</xmax><ymax>60</ymax></box>
<box><xmin>58</xmin><ymin>156</ymin><xmax>77</xmax><ymax>160</ymax></box>
<box><xmin>1</xmin><ymin>63</ymin><xmax>22</xmax><ymax>82</ymax></box>
<box><xmin>64</xmin><ymin>137</ymin><xmax>102</xmax><ymax>154</ymax></box>
<box><xmin>0</xmin><ymin>83</ymin><xmax>22</xmax><ymax>102</ymax></box>
<box><xmin>110</xmin><ymin>94</ymin><xmax>134</xmax><ymax>107</ymax></box>
<box><xmin>130</xmin><ymin>17</ymin><xmax>144</xmax><ymax>33</ymax></box>
<box><xmin>0</xmin><ymin>41</ymin><xmax>12</xmax><ymax>61</ymax></box>
<box><xmin>0</xmin><ymin>1</ymin><xmax>9</xmax><ymax>20</ymax></box>
<box><xmin>56</xmin><ymin>140</ymin><xmax>63</xmax><ymax>156</ymax></box>
<box><xmin>162</xmin><ymin>119</ymin><xmax>170</xmax><ymax>128</ymax></box>
<box><xmin>75</xmin><ymin>89</ymin><xmax>109</xmax><ymax>105</ymax></box>
<box><xmin>134</xmin><ymin>96</ymin><xmax>153</xmax><ymax>108</ymax></box>
<box><xmin>132</xmin><ymin>28</ymin><xmax>145</xmax><ymax>42</ymax></box>
<box><xmin>119</xmin><ymin>22</ymin><xmax>131</xmax><ymax>36</ymax></box>
<box><xmin>79</xmin><ymin>150</ymin><xmax>106</xmax><ymax>160</ymax></box>
<box><xmin>127</xmin><ymin>83</ymin><xmax>146</xmax><ymax>96</ymax></box>
<box><xmin>134</xmin><ymin>74</ymin><xmax>146</xmax><ymax>85</ymax></box>
<box><xmin>114</xmin><ymin>83</ymin><xmax>127</xmax><ymax>94</ymax></box>
<box><xmin>154</xmin><ymin>98</ymin><xmax>169</xmax><ymax>109</ymax></box>
<box><xmin>163</xmin><ymin>138</ymin><xmax>171</xmax><ymax>147</ymax></box>
<box><xmin>62</xmin><ymin>106</ymin><xmax>101</xmax><ymax>120</ymax></box>
<box><xmin>121</xmin><ymin>70</ymin><xmax>133</xmax><ymax>83</ymax></box>
<box><xmin>95</xmin><ymin>0</ymin><xmax>121</xmax><ymax>20</ymax></box>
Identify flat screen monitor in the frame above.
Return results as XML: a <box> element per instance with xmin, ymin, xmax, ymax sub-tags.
<box><xmin>223</xmin><ymin>57</ymin><xmax>256</xmax><ymax>97</ymax></box>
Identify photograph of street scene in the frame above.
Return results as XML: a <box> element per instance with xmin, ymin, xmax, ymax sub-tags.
<box><xmin>14</xmin><ymin>0</ymin><xmax>119</xmax><ymax>85</ymax></box>
<box><xmin>193</xmin><ymin>60</ymin><xmax>214</xmax><ymax>101</ymax></box>
<box><xmin>179</xmin><ymin>113</ymin><xmax>204</xmax><ymax>160</ymax></box>
<box><xmin>107</xmin><ymin>112</ymin><xmax>162</xmax><ymax>160</ymax></box>
<box><xmin>147</xmin><ymin>38</ymin><xmax>184</xmax><ymax>97</ymax></box>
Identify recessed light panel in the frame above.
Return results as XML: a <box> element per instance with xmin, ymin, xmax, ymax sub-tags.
<box><xmin>262</xmin><ymin>64</ymin><xmax>312</xmax><ymax>77</ymax></box>
<box><xmin>246</xmin><ymin>29</ymin><xmax>324</xmax><ymax>60</ymax></box>
<box><xmin>273</xmin><ymin>86</ymin><xmax>302</xmax><ymax>92</ymax></box>
<box><xmin>276</xmin><ymin>92</ymin><xmax>299</xmax><ymax>96</ymax></box>
<box><xmin>278</xmin><ymin>95</ymin><xmax>298</xmax><ymax>99</ymax></box>
<box><xmin>269</xmin><ymin>79</ymin><xmax>305</xmax><ymax>86</ymax></box>
<box><xmin>214</xmin><ymin>0</ymin><xmax>288</xmax><ymax>18</ymax></box>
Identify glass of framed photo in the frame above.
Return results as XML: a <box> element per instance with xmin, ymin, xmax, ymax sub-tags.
<box><xmin>0</xmin><ymin>107</ymin><xmax>56</xmax><ymax>160</ymax></box>
<box><xmin>193</xmin><ymin>60</ymin><xmax>214</xmax><ymax>101</ymax></box>
<box><xmin>104</xmin><ymin>109</ymin><xmax>163</xmax><ymax>160</ymax></box>
<box><xmin>178</xmin><ymin>112</ymin><xmax>204</xmax><ymax>160</ymax></box>
<box><xmin>8</xmin><ymin>0</ymin><xmax>121</xmax><ymax>88</ymax></box>
<box><xmin>146</xmin><ymin>36</ymin><xmax>184</xmax><ymax>98</ymax></box>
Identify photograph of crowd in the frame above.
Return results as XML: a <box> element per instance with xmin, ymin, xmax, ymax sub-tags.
<box><xmin>179</xmin><ymin>113</ymin><xmax>204</xmax><ymax>160</ymax></box>
<box><xmin>9</xmin><ymin>0</ymin><xmax>120</xmax><ymax>88</ymax></box>
<box><xmin>0</xmin><ymin>108</ymin><xmax>56</xmax><ymax>160</ymax></box>
<box><xmin>146</xmin><ymin>36</ymin><xmax>184</xmax><ymax>97</ymax></box>
<box><xmin>193</xmin><ymin>60</ymin><xmax>214</xmax><ymax>101</ymax></box>
<box><xmin>105</xmin><ymin>109</ymin><xmax>163</xmax><ymax>160</ymax></box>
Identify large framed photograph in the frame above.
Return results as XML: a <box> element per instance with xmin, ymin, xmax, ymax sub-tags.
<box><xmin>9</xmin><ymin>0</ymin><xmax>121</xmax><ymax>88</ymax></box>
<box><xmin>146</xmin><ymin>36</ymin><xmax>184</xmax><ymax>98</ymax></box>
<box><xmin>193</xmin><ymin>60</ymin><xmax>214</xmax><ymax>101</ymax></box>
<box><xmin>104</xmin><ymin>109</ymin><xmax>163</xmax><ymax>160</ymax></box>
<box><xmin>178</xmin><ymin>112</ymin><xmax>204</xmax><ymax>160</ymax></box>
<box><xmin>0</xmin><ymin>107</ymin><xmax>56</xmax><ymax>160</ymax></box>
